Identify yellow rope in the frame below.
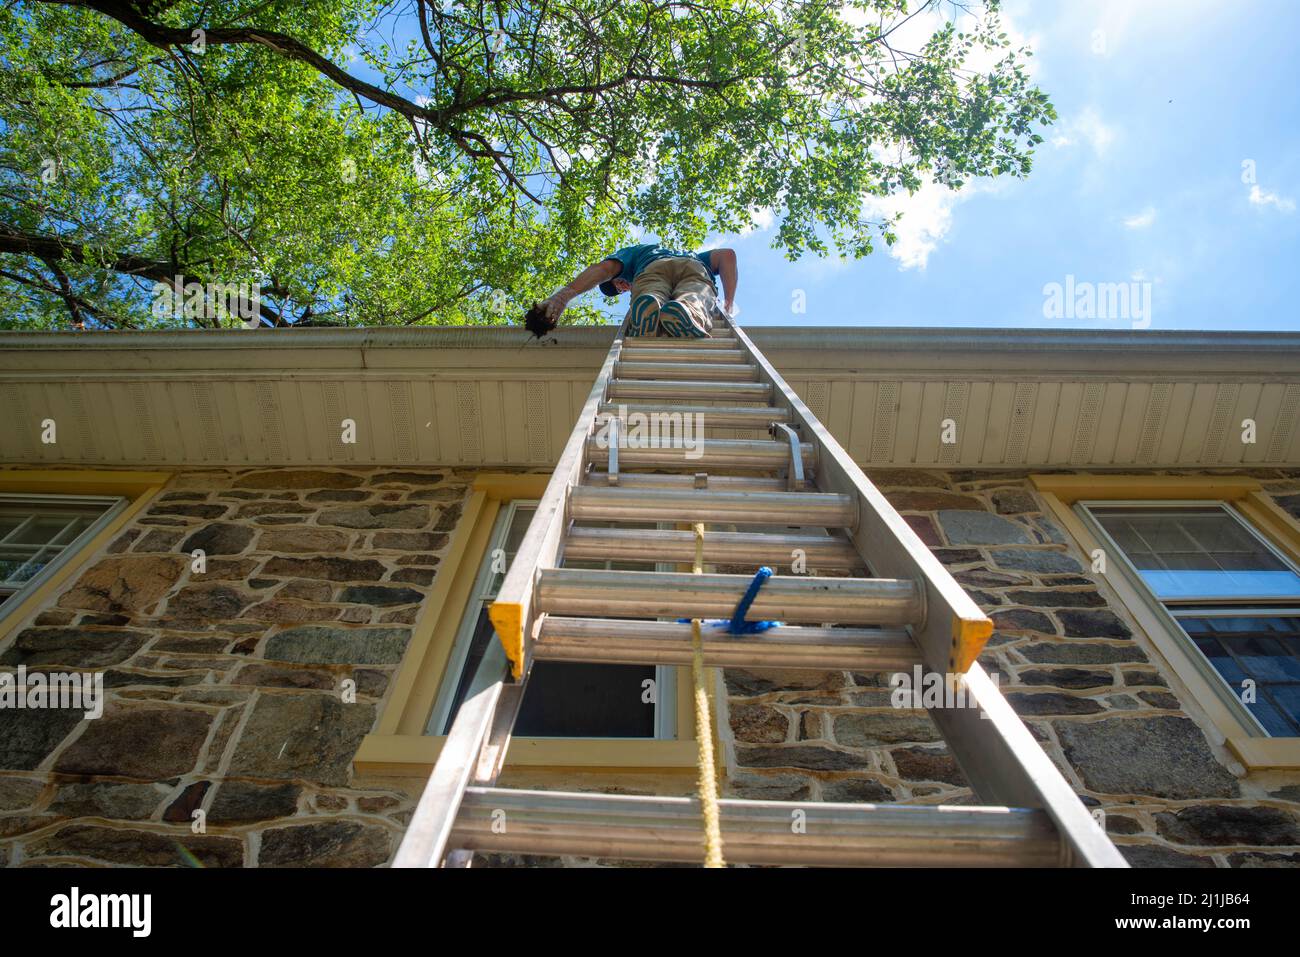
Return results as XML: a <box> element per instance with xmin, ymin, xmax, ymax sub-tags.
<box><xmin>690</xmin><ymin>521</ymin><xmax>725</xmax><ymax>868</ymax></box>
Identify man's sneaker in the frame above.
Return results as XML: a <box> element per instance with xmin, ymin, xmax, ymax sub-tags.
<box><xmin>659</xmin><ymin>300</ymin><xmax>710</xmax><ymax>338</ymax></box>
<box><xmin>626</xmin><ymin>294</ymin><xmax>661</xmax><ymax>337</ymax></box>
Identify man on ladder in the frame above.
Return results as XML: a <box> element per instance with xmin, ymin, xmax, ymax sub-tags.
<box><xmin>537</xmin><ymin>243</ymin><xmax>739</xmax><ymax>338</ymax></box>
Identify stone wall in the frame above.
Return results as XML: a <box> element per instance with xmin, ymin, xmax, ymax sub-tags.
<box><xmin>0</xmin><ymin>467</ymin><xmax>469</xmax><ymax>867</ymax></box>
<box><xmin>4</xmin><ymin>464</ymin><xmax>1300</xmax><ymax>868</ymax></box>
<box><xmin>721</xmin><ymin>468</ymin><xmax>1300</xmax><ymax>867</ymax></box>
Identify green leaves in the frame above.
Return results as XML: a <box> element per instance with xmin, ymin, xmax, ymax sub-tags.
<box><xmin>1</xmin><ymin>0</ymin><xmax>1053</xmax><ymax>329</ymax></box>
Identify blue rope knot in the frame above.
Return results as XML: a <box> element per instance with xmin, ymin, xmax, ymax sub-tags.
<box><xmin>680</xmin><ymin>567</ymin><xmax>782</xmax><ymax>635</ymax></box>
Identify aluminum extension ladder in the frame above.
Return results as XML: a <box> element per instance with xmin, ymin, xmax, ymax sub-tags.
<box><xmin>393</xmin><ymin>314</ymin><xmax>1127</xmax><ymax>868</ymax></box>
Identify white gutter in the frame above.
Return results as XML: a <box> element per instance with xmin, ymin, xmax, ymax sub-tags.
<box><xmin>2</xmin><ymin>326</ymin><xmax>1299</xmax><ymax>378</ymax></box>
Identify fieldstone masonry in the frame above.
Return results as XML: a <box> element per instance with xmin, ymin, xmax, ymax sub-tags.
<box><xmin>3</xmin><ymin>464</ymin><xmax>1300</xmax><ymax>867</ymax></box>
<box><xmin>0</xmin><ymin>466</ymin><xmax>470</xmax><ymax>867</ymax></box>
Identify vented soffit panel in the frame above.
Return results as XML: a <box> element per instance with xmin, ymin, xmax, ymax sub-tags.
<box><xmin>1</xmin><ymin>326</ymin><xmax>1299</xmax><ymax>469</ymax></box>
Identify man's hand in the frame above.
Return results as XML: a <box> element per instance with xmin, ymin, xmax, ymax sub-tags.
<box><xmin>539</xmin><ymin>289</ymin><xmax>573</xmax><ymax>321</ymax></box>
<box><xmin>710</xmin><ymin>249</ymin><xmax>738</xmax><ymax>319</ymax></box>
<box><xmin>536</xmin><ymin>259</ymin><xmax>621</xmax><ymax>323</ymax></box>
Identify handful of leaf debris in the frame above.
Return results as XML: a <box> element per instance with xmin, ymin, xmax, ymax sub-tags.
<box><xmin>523</xmin><ymin>302</ymin><xmax>557</xmax><ymax>339</ymax></box>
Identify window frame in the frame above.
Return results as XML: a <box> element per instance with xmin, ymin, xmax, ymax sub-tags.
<box><xmin>1032</xmin><ymin>473</ymin><xmax>1300</xmax><ymax>770</ymax></box>
<box><xmin>0</xmin><ymin>470</ymin><xmax>170</xmax><ymax>643</ymax></box>
<box><xmin>426</xmin><ymin>498</ymin><xmax>678</xmax><ymax>740</ymax></box>
<box><xmin>1168</xmin><ymin>606</ymin><xmax>1300</xmax><ymax>738</ymax></box>
<box><xmin>0</xmin><ymin>493</ymin><xmax>130</xmax><ymax>611</ymax></box>
<box><xmin>1075</xmin><ymin>498</ymin><xmax>1300</xmax><ymax>738</ymax></box>
<box><xmin>355</xmin><ymin>473</ymin><xmax>718</xmax><ymax>779</ymax></box>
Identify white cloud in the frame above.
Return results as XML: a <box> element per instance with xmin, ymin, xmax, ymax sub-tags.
<box><xmin>738</xmin><ymin>207</ymin><xmax>776</xmax><ymax>236</ymax></box>
<box><xmin>826</xmin><ymin>3</ymin><xmax>1039</xmax><ymax>270</ymax></box>
<box><xmin>1123</xmin><ymin>206</ymin><xmax>1157</xmax><ymax>229</ymax></box>
<box><xmin>741</xmin><ymin>3</ymin><xmax>1041</xmax><ymax>272</ymax></box>
<box><xmin>1052</xmin><ymin>107</ymin><xmax>1116</xmax><ymax>157</ymax></box>
<box><xmin>849</xmin><ymin>1</ymin><xmax>1039</xmax><ymax>76</ymax></box>
<box><xmin>861</xmin><ymin>180</ymin><xmax>997</xmax><ymax>271</ymax></box>
<box><xmin>1248</xmin><ymin>185</ymin><xmax>1296</xmax><ymax>213</ymax></box>
<box><xmin>702</xmin><ymin>207</ymin><xmax>780</xmax><ymax>249</ymax></box>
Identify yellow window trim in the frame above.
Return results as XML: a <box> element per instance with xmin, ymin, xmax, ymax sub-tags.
<box><xmin>355</xmin><ymin>472</ymin><xmax>720</xmax><ymax>779</ymax></box>
<box><xmin>0</xmin><ymin>469</ymin><xmax>171</xmax><ymax>644</ymax></box>
<box><xmin>1031</xmin><ymin>472</ymin><xmax>1300</xmax><ymax>771</ymax></box>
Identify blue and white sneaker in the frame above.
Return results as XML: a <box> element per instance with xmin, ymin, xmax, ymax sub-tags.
<box><xmin>626</xmin><ymin>295</ymin><xmax>661</xmax><ymax>337</ymax></box>
<box><xmin>659</xmin><ymin>301</ymin><xmax>709</xmax><ymax>338</ymax></box>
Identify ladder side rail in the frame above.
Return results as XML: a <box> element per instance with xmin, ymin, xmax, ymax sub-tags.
<box><xmin>724</xmin><ymin>316</ymin><xmax>988</xmax><ymax>674</ymax></box>
<box><xmin>443</xmin><ymin>680</ymin><xmax>530</xmax><ymax>868</ymax></box>
<box><xmin>929</xmin><ymin>663</ymin><xmax>1130</xmax><ymax>867</ymax></box>
<box><xmin>489</xmin><ymin>335</ymin><xmax>624</xmax><ymax>677</ymax></box>
<box><xmin>391</xmin><ymin>672</ymin><xmax>506</xmax><ymax>867</ymax></box>
<box><xmin>723</xmin><ymin>317</ymin><xmax>1126</xmax><ymax>867</ymax></box>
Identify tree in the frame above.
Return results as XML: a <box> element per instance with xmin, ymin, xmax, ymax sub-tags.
<box><xmin>0</xmin><ymin>0</ymin><xmax>1054</xmax><ymax>329</ymax></box>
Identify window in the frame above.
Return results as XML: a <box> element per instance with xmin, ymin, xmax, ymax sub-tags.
<box><xmin>1079</xmin><ymin>502</ymin><xmax>1300</xmax><ymax>738</ymax></box>
<box><xmin>1177</xmin><ymin>613</ymin><xmax>1300</xmax><ymax>736</ymax></box>
<box><xmin>0</xmin><ymin>494</ymin><xmax>127</xmax><ymax>615</ymax></box>
<box><xmin>428</xmin><ymin>501</ymin><xmax>674</xmax><ymax>739</ymax></box>
<box><xmin>355</xmin><ymin>474</ymin><xmax>709</xmax><ymax>776</ymax></box>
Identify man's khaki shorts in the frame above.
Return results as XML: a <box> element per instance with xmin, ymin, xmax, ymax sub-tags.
<box><xmin>620</xmin><ymin>256</ymin><xmax>718</xmax><ymax>337</ymax></box>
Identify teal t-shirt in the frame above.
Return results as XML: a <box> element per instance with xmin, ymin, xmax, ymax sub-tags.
<box><xmin>602</xmin><ymin>244</ymin><xmax>719</xmax><ymax>283</ymax></box>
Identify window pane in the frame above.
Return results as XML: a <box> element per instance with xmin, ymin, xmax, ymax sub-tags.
<box><xmin>0</xmin><ymin>503</ymin><xmax>113</xmax><ymax>590</ymax></box>
<box><xmin>513</xmin><ymin>661</ymin><xmax>656</xmax><ymax>737</ymax></box>
<box><xmin>484</xmin><ymin>505</ymin><xmax>536</xmax><ymax>598</ymax></box>
<box><xmin>8</xmin><ymin>515</ymin><xmax>72</xmax><ymax>546</ymax></box>
<box><xmin>3</xmin><ymin>554</ymin><xmax>48</xmax><ymax>584</ymax></box>
<box><xmin>438</xmin><ymin>503</ymin><xmax>664</xmax><ymax>739</ymax></box>
<box><xmin>439</xmin><ymin>613</ymin><xmax>656</xmax><ymax>737</ymax></box>
<box><xmin>1271</xmin><ymin>687</ymin><xmax>1300</xmax><ymax>732</ymax></box>
<box><xmin>1178</xmin><ymin>615</ymin><xmax>1300</xmax><ymax>736</ymax></box>
<box><xmin>439</xmin><ymin>608</ymin><xmax>501</xmax><ymax>732</ymax></box>
<box><xmin>1243</xmin><ymin>696</ymin><xmax>1296</xmax><ymax>738</ymax></box>
<box><xmin>1092</xmin><ymin>506</ymin><xmax>1300</xmax><ymax>600</ymax></box>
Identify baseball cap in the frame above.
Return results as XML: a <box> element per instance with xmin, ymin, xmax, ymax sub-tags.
<box><xmin>599</xmin><ymin>278</ymin><xmax>620</xmax><ymax>297</ymax></box>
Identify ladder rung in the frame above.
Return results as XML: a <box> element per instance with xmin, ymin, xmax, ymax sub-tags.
<box><xmin>617</xmin><ymin>337</ymin><xmax>739</xmax><ymax>349</ymax></box>
<box><xmin>563</xmin><ymin>526</ymin><xmax>861</xmax><ymax>568</ymax></box>
<box><xmin>569</xmin><ymin>485</ymin><xmax>855</xmax><ymax>526</ymax></box>
<box><xmin>618</xmin><ymin>347</ymin><xmax>750</xmax><ymax>363</ymax></box>
<box><xmin>452</xmin><ymin>788</ymin><xmax>1063</xmax><ymax>866</ymax></box>
<box><xmin>537</xmin><ymin>568</ymin><xmax>922</xmax><ymax>625</ymax></box>
<box><xmin>536</xmin><ymin>617</ymin><xmax>916</xmax><ymax>670</ymax></box>
<box><xmin>586</xmin><ymin>436</ymin><xmax>815</xmax><ymax>470</ymax></box>
<box><xmin>615</xmin><ymin>361</ymin><xmax>759</xmax><ymax>382</ymax></box>
<box><xmin>598</xmin><ymin>403</ymin><xmax>789</xmax><ymax>430</ymax></box>
<box><xmin>585</xmin><ymin>472</ymin><xmax>807</xmax><ymax>492</ymax></box>
<box><xmin>608</xmin><ymin>379</ymin><xmax>771</xmax><ymax>401</ymax></box>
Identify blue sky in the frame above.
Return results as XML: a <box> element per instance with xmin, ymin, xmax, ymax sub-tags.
<box><xmin>598</xmin><ymin>0</ymin><xmax>1300</xmax><ymax>332</ymax></box>
<box><xmin>353</xmin><ymin>1</ymin><xmax>1299</xmax><ymax>332</ymax></box>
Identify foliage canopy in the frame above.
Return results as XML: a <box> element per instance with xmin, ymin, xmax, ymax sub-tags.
<box><xmin>0</xmin><ymin>0</ymin><xmax>1054</xmax><ymax>329</ymax></box>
